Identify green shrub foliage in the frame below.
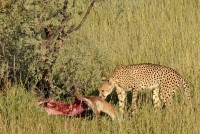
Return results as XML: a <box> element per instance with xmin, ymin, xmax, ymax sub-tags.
<box><xmin>0</xmin><ymin>0</ymin><xmax>102</xmax><ymax>99</ymax></box>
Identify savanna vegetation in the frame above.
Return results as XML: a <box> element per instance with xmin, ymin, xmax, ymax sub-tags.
<box><xmin>0</xmin><ymin>0</ymin><xmax>200</xmax><ymax>133</ymax></box>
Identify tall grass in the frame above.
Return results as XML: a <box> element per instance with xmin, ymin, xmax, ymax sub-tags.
<box><xmin>1</xmin><ymin>0</ymin><xmax>200</xmax><ymax>133</ymax></box>
<box><xmin>0</xmin><ymin>86</ymin><xmax>199</xmax><ymax>134</ymax></box>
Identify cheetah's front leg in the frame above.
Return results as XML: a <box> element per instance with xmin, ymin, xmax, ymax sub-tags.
<box><xmin>152</xmin><ymin>87</ymin><xmax>162</xmax><ymax>108</ymax></box>
<box><xmin>116</xmin><ymin>87</ymin><xmax>126</xmax><ymax>116</ymax></box>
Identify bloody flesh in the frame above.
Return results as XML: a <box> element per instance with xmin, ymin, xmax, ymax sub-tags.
<box><xmin>36</xmin><ymin>97</ymin><xmax>90</xmax><ymax>116</ymax></box>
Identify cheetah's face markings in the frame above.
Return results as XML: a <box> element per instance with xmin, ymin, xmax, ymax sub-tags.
<box><xmin>98</xmin><ymin>78</ymin><xmax>115</xmax><ymax>99</ymax></box>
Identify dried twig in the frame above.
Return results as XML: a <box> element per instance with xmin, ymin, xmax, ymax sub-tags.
<box><xmin>43</xmin><ymin>0</ymin><xmax>97</xmax><ymax>50</ymax></box>
<box><xmin>66</xmin><ymin>0</ymin><xmax>97</xmax><ymax>34</ymax></box>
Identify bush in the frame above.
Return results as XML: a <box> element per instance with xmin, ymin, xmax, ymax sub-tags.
<box><xmin>0</xmin><ymin>0</ymin><xmax>99</xmax><ymax>99</ymax></box>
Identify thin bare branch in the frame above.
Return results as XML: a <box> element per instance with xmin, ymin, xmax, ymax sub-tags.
<box><xmin>43</xmin><ymin>0</ymin><xmax>97</xmax><ymax>48</ymax></box>
<box><xmin>66</xmin><ymin>0</ymin><xmax>97</xmax><ymax>34</ymax></box>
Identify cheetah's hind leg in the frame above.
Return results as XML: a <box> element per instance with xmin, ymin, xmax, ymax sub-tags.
<box><xmin>152</xmin><ymin>87</ymin><xmax>162</xmax><ymax>108</ymax></box>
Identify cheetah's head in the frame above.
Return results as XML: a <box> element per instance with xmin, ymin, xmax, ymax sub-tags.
<box><xmin>98</xmin><ymin>77</ymin><xmax>116</xmax><ymax>99</ymax></box>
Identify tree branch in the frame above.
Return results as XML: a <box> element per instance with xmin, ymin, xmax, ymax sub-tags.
<box><xmin>38</xmin><ymin>0</ymin><xmax>98</xmax><ymax>96</ymax></box>
<box><xmin>66</xmin><ymin>0</ymin><xmax>97</xmax><ymax>34</ymax></box>
<box><xmin>43</xmin><ymin>0</ymin><xmax>97</xmax><ymax>47</ymax></box>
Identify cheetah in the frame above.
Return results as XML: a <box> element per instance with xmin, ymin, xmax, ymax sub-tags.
<box><xmin>98</xmin><ymin>63</ymin><xmax>191</xmax><ymax>116</ymax></box>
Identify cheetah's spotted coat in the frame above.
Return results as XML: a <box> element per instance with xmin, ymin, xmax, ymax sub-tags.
<box><xmin>98</xmin><ymin>63</ymin><xmax>191</xmax><ymax>116</ymax></box>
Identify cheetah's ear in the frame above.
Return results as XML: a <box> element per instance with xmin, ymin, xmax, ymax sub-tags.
<box><xmin>108</xmin><ymin>78</ymin><xmax>114</xmax><ymax>85</ymax></box>
<box><xmin>101</xmin><ymin>77</ymin><xmax>107</xmax><ymax>81</ymax></box>
<box><xmin>99</xmin><ymin>77</ymin><xmax>107</xmax><ymax>84</ymax></box>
